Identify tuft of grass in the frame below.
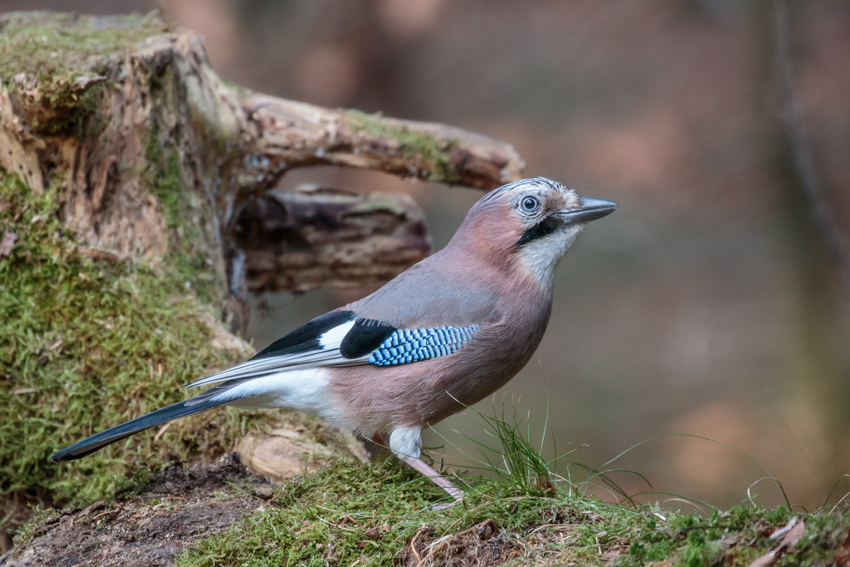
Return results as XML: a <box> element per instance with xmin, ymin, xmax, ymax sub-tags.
<box><xmin>431</xmin><ymin>397</ymin><xmax>576</xmax><ymax>497</ymax></box>
<box><xmin>0</xmin><ymin>168</ymin><xmax>271</xmax><ymax>510</ymax></box>
<box><xmin>474</xmin><ymin>403</ymin><xmax>562</xmax><ymax>494</ymax></box>
<box><xmin>429</xmin><ymin>393</ymin><xmax>644</xmax><ymax>503</ymax></box>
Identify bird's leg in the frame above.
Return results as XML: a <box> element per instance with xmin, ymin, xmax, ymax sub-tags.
<box><xmin>389</xmin><ymin>427</ymin><xmax>464</xmax><ymax>503</ymax></box>
<box><xmin>399</xmin><ymin>454</ymin><xmax>465</xmax><ymax>501</ymax></box>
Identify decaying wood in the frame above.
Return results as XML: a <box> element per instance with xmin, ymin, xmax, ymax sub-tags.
<box><xmin>235</xmin><ymin>185</ymin><xmax>430</xmax><ymax>294</ymax></box>
<box><xmin>0</xmin><ymin>11</ymin><xmax>523</xmax><ymax>309</ymax></box>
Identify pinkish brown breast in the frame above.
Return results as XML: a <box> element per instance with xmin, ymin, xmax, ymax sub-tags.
<box><xmin>327</xmin><ymin>274</ymin><xmax>553</xmax><ymax>436</ymax></box>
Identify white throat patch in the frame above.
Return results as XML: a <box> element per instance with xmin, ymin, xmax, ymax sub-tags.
<box><xmin>519</xmin><ymin>224</ymin><xmax>583</xmax><ymax>284</ymax></box>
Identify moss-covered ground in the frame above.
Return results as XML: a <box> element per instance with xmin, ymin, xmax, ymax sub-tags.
<box><xmin>173</xmin><ymin>455</ymin><xmax>850</xmax><ymax>567</ymax></box>
<box><xmin>0</xmin><ymin>168</ymin><xmax>269</xmax><ymax>509</ymax></box>
<box><xmin>175</xmin><ymin>407</ymin><xmax>850</xmax><ymax>566</ymax></box>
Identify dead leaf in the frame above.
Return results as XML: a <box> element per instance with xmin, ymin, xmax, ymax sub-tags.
<box><xmin>78</xmin><ymin>246</ymin><xmax>119</xmax><ymax>261</ymax></box>
<box><xmin>748</xmin><ymin>550</ymin><xmax>778</xmax><ymax>567</ymax></box>
<box><xmin>73</xmin><ymin>75</ymin><xmax>107</xmax><ymax>90</ymax></box>
<box><xmin>0</xmin><ymin>230</ymin><xmax>17</xmax><ymax>257</ymax></box>
<box><xmin>153</xmin><ymin>422</ymin><xmax>173</xmax><ymax>442</ymax></box>
<box><xmin>747</xmin><ymin>518</ymin><xmax>805</xmax><ymax>567</ymax></box>
<box><xmin>773</xmin><ymin>517</ymin><xmax>805</xmax><ymax>549</ymax></box>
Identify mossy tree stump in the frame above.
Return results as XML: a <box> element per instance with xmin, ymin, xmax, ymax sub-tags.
<box><xmin>0</xmin><ymin>10</ymin><xmax>523</xmax><ymax>547</ymax></box>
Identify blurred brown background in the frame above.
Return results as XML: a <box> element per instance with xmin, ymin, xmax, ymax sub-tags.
<box><xmin>5</xmin><ymin>0</ymin><xmax>849</xmax><ymax>510</ymax></box>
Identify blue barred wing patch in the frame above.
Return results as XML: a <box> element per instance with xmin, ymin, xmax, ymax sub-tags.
<box><xmin>368</xmin><ymin>325</ymin><xmax>480</xmax><ymax>366</ymax></box>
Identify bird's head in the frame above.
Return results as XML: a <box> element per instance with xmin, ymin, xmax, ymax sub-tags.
<box><xmin>454</xmin><ymin>177</ymin><xmax>617</xmax><ymax>283</ymax></box>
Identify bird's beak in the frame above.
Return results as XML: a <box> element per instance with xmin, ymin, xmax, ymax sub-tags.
<box><xmin>556</xmin><ymin>197</ymin><xmax>618</xmax><ymax>225</ymax></box>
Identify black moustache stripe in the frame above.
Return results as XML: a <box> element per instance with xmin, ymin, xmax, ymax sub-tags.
<box><xmin>516</xmin><ymin>216</ymin><xmax>561</xmax><ymax>248</ymax></box>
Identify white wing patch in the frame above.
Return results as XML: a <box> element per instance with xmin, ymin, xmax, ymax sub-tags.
<box><xmin>320</xmin><ymin>320</ymin><xmax>355</xmax><ymax>347</ymax></box>
<box><xmin>183</xmin><ymin>320</ymin><xmax>366</xmax><ymax>389</ymax></box>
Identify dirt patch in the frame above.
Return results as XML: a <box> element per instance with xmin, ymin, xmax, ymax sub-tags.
<box><xmin>402</xmin><ymin>519</ymin><xmax>524</xmax><ymax>567</ymax></box>
<box><xmin>0</xmin><ymin>453</ymin><xmax>272</xmax><ymax>567</ymax></box>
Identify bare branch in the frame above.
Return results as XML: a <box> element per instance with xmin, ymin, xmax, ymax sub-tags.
<box><xmin>240</xmin><ymin>95</ymin><xmax>524</xmax><ymax>193</ymax></box>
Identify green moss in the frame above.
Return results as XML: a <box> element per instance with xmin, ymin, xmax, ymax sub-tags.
<box><xmin>9</xmin><ymin>505</ymin><xmax>61</xmax><ymax>549</ymax></box>
<box><xmin>27</xmin><ymin>80</ymin><xmax>103</xmax><ymax>138</ymax></box>
<box><xmin>143</xmin><ymin>120</ymin><xmax>219</xmax><ymax>307</ymax></box>
<box><xmin>144</xmin><ymin>121</ymin><xmax>184</xmax><ymax>229</ymax></box>
<box><xmin>0</xmin><ymin>13</ymin><xmax>170</xmax><ymax>71</ymax></box>
<box><xmin>617</xmin><ymin>502</ymin><xmax>850</xmax><ymax>567</ymax></box>
<box><xmin>346</xmin><ymin>109</ymin><xmax>461</xmax><ymax>184</ymax></box>
<box><xmin>0</xmin><ymin>12</ymin><xmax>171</xmax><ymax>136</ymax></box>
<box><xmin>0</xmin><ymin>168</ymin><xmax>267</xmax><ymax>508</ymax></box>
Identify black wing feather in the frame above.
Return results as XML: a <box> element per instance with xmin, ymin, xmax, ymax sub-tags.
<box><xmin>252</xmin><ymin>310</ymin><xmax>356</xmax><ymax>360</ymax></box>
<box><xmin>340</xmin><ymin>318</ymin><xmax>397</xmax><ymax>359</ymax></box>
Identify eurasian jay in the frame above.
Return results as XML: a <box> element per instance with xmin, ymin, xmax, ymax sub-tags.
<box><xmin>51</xmin><ymin>177</ymin><xmax>616</xmax><ymax>502</ymax></box>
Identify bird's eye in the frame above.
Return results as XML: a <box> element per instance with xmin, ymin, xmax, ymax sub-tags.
<box><xmin>520</xmin><ymin>196</ymin><xmax>540</xmax><ymax>212</ymax></box>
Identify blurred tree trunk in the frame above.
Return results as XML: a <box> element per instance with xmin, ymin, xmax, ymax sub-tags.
<box><xmin>751</xmin><ymin>0</ymin><xmax>847</xmax><ymax>494</ymax></box>
<box><xmin>0</xmin><ymin>11</ymin><xmax>523</xmax><ymax>550</ymax></box>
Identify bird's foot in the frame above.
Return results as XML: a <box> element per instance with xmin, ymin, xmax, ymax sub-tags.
<box><xmin>400</xmin><ymin>454</ymin><xmax>465</xmax><ymax>509</ymax></box>
<box><xmin>430</xmin><ymin>498</ymin><xmax>462</xmax><ymax>511</ymax></box>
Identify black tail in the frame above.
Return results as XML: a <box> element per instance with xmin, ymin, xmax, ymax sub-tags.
<box><xmin>51</xmin><ymin>388</ymin><xmax>234</xmax><ymax>462</ymax></box>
